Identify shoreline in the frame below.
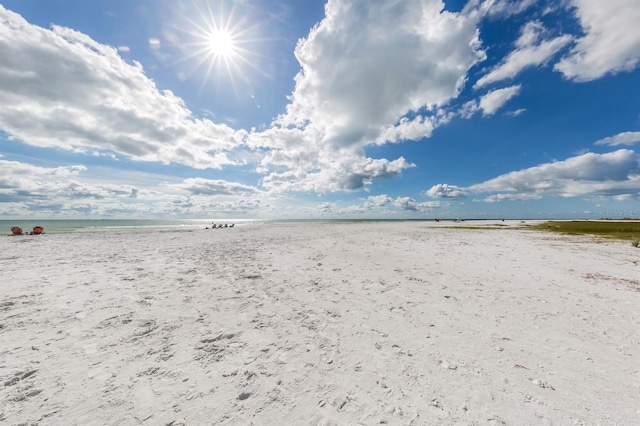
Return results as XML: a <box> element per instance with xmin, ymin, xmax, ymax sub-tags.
<box><xmin>1</xmin><ymin>222</ymin><xmax>639</xmax><ymax>424</ymax></box>
<box><xmin>2</xmin><ymin>217</ymin><xmax>639</xmax><ymax>236</ymax></box>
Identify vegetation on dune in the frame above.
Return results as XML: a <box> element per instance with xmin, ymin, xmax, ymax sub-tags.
<box><xmin>532</xmin><ymin>221</ymin><xmax>640</xmax><ymax>244</ymax></box>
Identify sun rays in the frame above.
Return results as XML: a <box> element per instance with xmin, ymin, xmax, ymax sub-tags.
<box><xmin>174</xmin><ymin>1</ymin><xmax>263</xmax><ymax>96</ymax></box>
<box><xmin>206</xmin><ymin>29</ymin><xmax>236</xmax><ymax>58</ymax></box>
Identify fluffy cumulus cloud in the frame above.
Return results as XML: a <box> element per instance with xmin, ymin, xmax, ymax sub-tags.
<box><xmin>376</xmin><ymin>113</ymin><xmax>451</xmax><ymax>145</ymax></box>
<box><xmin>430</xmin><ymin>150</ymin><xmax>640</xmax><ymax>204</ymax></box>
<box><xmin>0</xmin><ymin>159</ymin><xmax>147</xmax><ymax>216</ymax></box>
<box><xmin>0</xmin><ymin>5</ymin><xmax>246</xmax><ymax>170</ymax></box>
<box><xmin>309</xmin><ymin>194</ymin><xmax>441</xmax><ymax>216</ymax></box>
<box><xmin>594</xmin><ymin>131</ymin><xmax>640</xmax><ymax>146</ymax></box>
<box><xmin>555</xmin><ymin>0</ymin><xmax>640</xmax><ymax>81</ymax></box>
<box><xmin>194</xmin><ymin>199</ymin><xmax>272</xmax><ymax>217</ymax></box>
<box><xmin>279</xmin><ymin>0</ymin><xmax>484</xmax><ymax>139</ymax></box>
<box><xmin>475</xmin><ymin>21</ymin><xmax>572</xmax><ymax>88</ymax></box>
<box><xmin>393</xmin><ymin>197</ymin><xmax>441</xmax><ymax>211</ymax></box>
<box><xmin>0</xmin><ymin>161</ymin><xmax>85</xmax><ymax>204</ymax></box>
<box><xmin>172</xmin><ymin>178</ymin><xmax>263</xmax><ymax>196</ymax></box>
<box><xmin>364</xmin><ymin>194</ymin><xmax>394</xmax><ymax>208</ymax></box>
<box><xmin>152</xmin><ymin>178</ymin><xmax>273</xmax><ymax>217</ymax></box>
<box><xmin>258</xmin><ymin>147</ymin><xmax>416</xmax><ymax>193</ymax></box>
<box><xmin>469</xmin><ymin>149</ymin><xmax>640</xmax><ymax>200</ymax></box>
<box><xmin>426</xmin><ymin>184</ymin><xmax>467</xmax><ymax>198</ymax></box>
<box><xmin>0</xmin><ymin>159</ymin><xmax>274</xmax><ymax>217</ymax></box>
<box><xmin>251</xmin><ymin>0</ymin><xmax>486</xmax><ymax>192</ymax></box>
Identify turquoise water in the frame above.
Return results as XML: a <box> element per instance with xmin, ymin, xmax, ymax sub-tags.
<box><xmin>0</xmin><ymin>219</ymin><xmax>265</xmax><ymax>235</ymax></box>
<box><xmin>1</xmin><ymin>218</ymin><xmax>490</xmax><ymax>236</ymax></box>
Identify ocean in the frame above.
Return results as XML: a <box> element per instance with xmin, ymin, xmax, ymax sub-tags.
<box><xmin>1</xmin><ymin>218</ymin><xmax>501</xmax><ymax>236</ymax></box>
<box><xmin>0</xmin><ymin>219</ymin><xmax>266</xmax><ymax>235</ymax></box>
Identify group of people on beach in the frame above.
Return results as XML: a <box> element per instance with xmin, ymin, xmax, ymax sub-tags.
<box><xmin>206</xmin><ymin>223</ymin><xmax>234</xmax><ymax>229</ymax></box>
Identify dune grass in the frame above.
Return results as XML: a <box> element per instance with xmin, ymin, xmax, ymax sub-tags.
<box><xmin>531</xmin><ymin>220</ymin><xmax>640</xmax><ymax>242</ymax></box>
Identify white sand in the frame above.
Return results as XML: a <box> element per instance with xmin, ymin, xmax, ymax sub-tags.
<box><xmin>1</xmin><ymin>221</ymin><xmax>639</xmax><ymax>425</ymax></box>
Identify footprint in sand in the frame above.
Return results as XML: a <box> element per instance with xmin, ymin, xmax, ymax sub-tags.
<box><xmin>427</xmin><ymin>398</ymin><xmax>450</xmax><ymax>419</ymax></box>
<box><xmin>194</xmin><ymin>332</ymin><xmax>244</xmax><ymax>364</ymax></box>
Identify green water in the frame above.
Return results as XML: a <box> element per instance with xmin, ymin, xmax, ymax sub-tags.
<box><xmin>1</xmin><ymin>218</ymin><xmax>490</xmax><ymax>236</ymax></box>
<box><xmin>0</xmin><ymin>219</ymin><xmax>263</xmax><ymax>235</ymax></box>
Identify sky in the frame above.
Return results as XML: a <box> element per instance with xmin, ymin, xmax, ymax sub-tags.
<box><xmin>1</xmin><ymin>0</ymin><xmax>640</xmax><ymax>220</ymax></box>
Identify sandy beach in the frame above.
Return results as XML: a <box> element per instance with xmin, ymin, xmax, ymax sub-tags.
<box><xmin>1</xmin><ymin>221</ymin><xmax>639</xmax><ymax>425</ymax></box>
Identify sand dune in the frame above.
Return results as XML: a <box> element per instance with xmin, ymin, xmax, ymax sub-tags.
<box><xmin>1</xmin><ymin>221</ymin><xmax>639</xmax><ymax>425</ymax></box>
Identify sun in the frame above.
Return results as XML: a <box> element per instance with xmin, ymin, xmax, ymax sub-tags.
<box><xmin>172</xmin><ymin>1</ymin><xmax>261</xmax><ymax>90</ymax></box>
<box><xmin>206</xmin><ymin>29</ymin><xmax>236</xmax><ymax>58</ymax></box>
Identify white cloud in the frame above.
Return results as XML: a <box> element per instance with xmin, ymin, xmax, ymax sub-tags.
<box><xmin>475</xmin><ymin>193</ymin><xmax>542</xmax><ymax>203</ymax></box>
<box><xmin>308</xmin><ymin>194</ymin><xmax>441</xmax><ymax>216</ymax></box>
<box><xmin>0</xmin><ymin>0</ymin><xmax>486</xmax><ymax>196</ymax></box>
<box><xmin>0</xmin><ymin>1</ymin><xmax>493</xmax><ymax>196</ymax></box>
<box><xmin>478</xmin><ymin>85</ymin><xmax>521</xmax><ymax>116</ymax></box>
<box><xmin>516</xmin><ymin>20</ymin><xmax>545</xmax><ymax>48</ymax></box>
<box><xmin>594</xmin><ymin>131</ymin><xmax>640</xmax><ymax>146</ymax></box>
<box><xmin>364</xmin><ymin>194</ymin><xmax>394</xmax><ymax>208</ymax></box>
<box><xmin>171</xmin><ymin>178</ymin><xmax>263</xmax><ymax>196</ymax></box>
<box><xmin>469</xmin><ymin>149</ymin><xmax>640</xmax><ymax>200</ymax></box>
<box><xmin>0</xmin><ymin>159</ymin><xmax>145</xmax><ymax>213</ymax></box>
<box><xmin>0</xmin><ymin>159</ymin><xmax>274</xmax><ymax>217</ymax></box>
<box><xmin>311</xmin><ymin>194</ymin><xmax>443</xmax><ymax>216</ymax></box>
<box><xmin>393</xmin><ymin>196</ymin><xmax>441</xmax><ymax>211</ymax></box>
<box><xmin>555</xmin><ymin>0</ymin><xmax>640</xmax><ymax>81</ymax></box>
<box><xmin>260</xmin><ymin>155</ymin><xmax>416</xmax><ymax>193</ymax></box>
<box><xmin>315</xmin><ymin>202</ymin><xmax>338</xmax><ymax>213</ymax></box>
<box><xmin>459</xmin><ymin>100</ymin><xmax>480</xmax><ymax>119</ymax></box>
<box><xmin>480</xmin><ymin>0</ymin><xmax>537</xmax><ymax>17</ymax></box>
<box><xmin>250</xmin><ymin>0</ymin><xmax>486</xmax><ymax>192</ymax></box>
<box><xmin>435</xmin><ymin>150</ymin><xmax>640</xmax><ymax>204</ymax></box>
<box><xmin>426</xmin><ymin>184</ymin><xmax>467</xmax><ymax>198</ymax></box>
<box><xmin>475</xmin><ymin>21</ymin><xmax>572</xmax><ymax>88</ymax></box>
<box><xmin>279</xmin><ymin>0</ymin><xmax>484</xmax><ymax>140</ymax></box>
<box><xmin>376</xmin><ymin>115</ymin><xmax>441</xmax><ymax>145</ymax></box>
<box><xmin>195</xmin><ymin>199</ymin><xmax>272</xmax><ymax>217</ymax></box>
<box><xmin>0</xmin><ymin>5</ymin><xmax>246</xmax><ymax>170</ymax></box>
<box><xmin>505</xmin><ymin>108</ymin><xmax>526</xmax><ymax>117</ymax></box>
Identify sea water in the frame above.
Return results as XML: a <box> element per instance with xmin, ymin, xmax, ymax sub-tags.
<box><xmin>1</xmin><ymin>218</ymin><xmax>489</xmax><ymax>236</ymax></box>
<box><xmin>0</xmin><ymin>219</ymin><xmax>265</xmax><ymax>235</ymax></box>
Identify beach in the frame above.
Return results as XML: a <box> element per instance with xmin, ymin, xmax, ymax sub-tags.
<box><xmin>1</xmin><ymin>221</ymin><xmax>639</xmax><ymax>425</ymax></box>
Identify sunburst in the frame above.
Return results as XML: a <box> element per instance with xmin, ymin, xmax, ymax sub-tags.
<box><xmin>206</xmin><ymin>29</ymin><xmax>236</xmax><ymax>58</ymax></box>
<box><xmin>174</xmin><ymin>1</ymin><xmax>260</xmax><ymax>94</ymax></box>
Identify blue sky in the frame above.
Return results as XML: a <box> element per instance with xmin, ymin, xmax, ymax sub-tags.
<box><xmin>1</xmin><ymin>0</ymin><xmax>639</xmax><ymax>219</ymax></box>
